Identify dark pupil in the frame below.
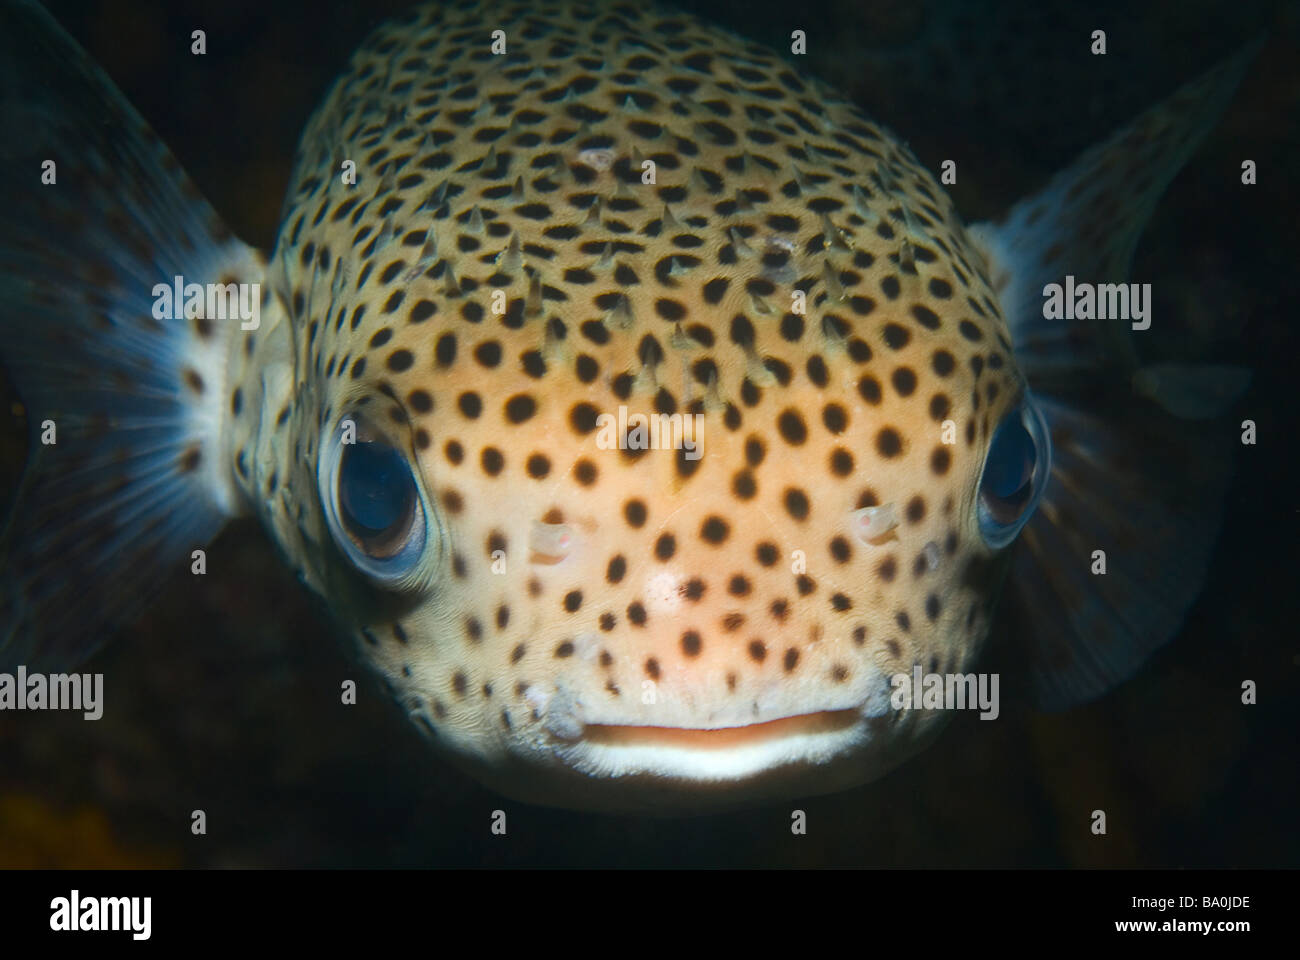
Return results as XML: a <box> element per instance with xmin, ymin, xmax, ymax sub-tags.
<box><xmin>339</xmin><ymin>441</ymin><xmax>415</xmax><ymax>543</ymax></box>
<box><xmin>983</xmin><ymin>415</ymin><xmax>1036</xmax><ymax>516</ymax></box>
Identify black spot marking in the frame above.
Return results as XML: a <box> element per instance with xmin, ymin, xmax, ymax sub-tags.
<box><xmin>655</xmin><ymin>533</ymin><xmax>676</xmax><ymax>560</ymax></box>
<box><xmin>876</xmin><ymin>428</ymin><xmax>903</xmax><ymax>458</ymax></box>
<box><xmin>701</xmin><ymin>516</ymin><xmax>730</xmax><ymax>544</ymax></box>
<box><xmin>784</xmin><ymin>488</ymin><xmax>810</xmax><ymax>521</ymax></box>
<box><xmin>777</xmin><ymin>409</ymin><xmax>807</xmax><ymax>446</ymax></box>
<box><xmin>505</xmin><ymin>394</ymin><xmax>537</xmax><ymax>423</ymax></box>
<box><xmin>624</xmin><ymin>499</ymin><xmax>648</xmax><ymax>528</ymax></box>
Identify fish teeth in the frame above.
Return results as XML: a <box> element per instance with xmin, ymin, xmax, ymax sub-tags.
<box><xmin>661</xmin><ymin>203</ymin><xmax>680</xmax><ymax>231</ymax></box>
<box><xmin>467</xmin><ymin>205</ymin><xmax>485</xmax><ymax>234</ymax></box>
<box><xmin>583</xmin><ymin>198</ymin><xmax>603</xmax><ymax>228</ymax></box>
<box><xmin>594</xmin><ymin>241</ymin><xmax>614</xmax><ymax>271</ymax></box>
<box><xmin>510</xmin><ymin>175</ymin><xmax>525</xmax><ymax>202</ymax></box>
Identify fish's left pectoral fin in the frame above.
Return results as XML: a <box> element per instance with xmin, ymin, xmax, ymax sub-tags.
<box><xmin>994</xmin><ymin>393</ymin><xmax>1242</xmax><ymax>710</ymax></box>
<box><xmin>971</xmin><ymin>39</ymin><xmax>1261</xmax><ymax>380</ymax></box>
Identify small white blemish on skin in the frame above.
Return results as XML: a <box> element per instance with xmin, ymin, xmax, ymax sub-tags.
<box><xmin>524</xmin><ymin>684</ymin><xmax>552</xmax><ymax>717</ymax></box>
<box><xmin>644</xmin><ymin>570</ymin><xmax>683</xmax><ymax>614</ymax></box>
<box><xmin>851</xmin><ymin>503</ymin><xmax>899</xmax><ymax>544</ymax></box>
<box><xmin>573</xmin><ymin>631</ymin><xmax>600</xmax><ymax>662</ymax></box>
<box><xmin>578</xmin><ymin>148</ymin><xmax>615</xmax><ymax>171</ymax></box>
<box><xmin>923</xmin><ymin>540</ymin><xmax>941</xmax><ymax>571</ymax></box>
<box><xmin>541</xmin><ymin>683</ymin><xmax>584</xmax><ymax>741</ymax></box>
<box><xmin>530</xmin><ymin>521</ymin><xmax>575</xmax><ymax>563</ymax></box>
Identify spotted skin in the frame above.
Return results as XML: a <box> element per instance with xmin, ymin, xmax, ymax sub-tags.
<box><xmin>215</xmin><ymin>1</ymin><xmax>1023</xmax><ymax>810</ymax></box>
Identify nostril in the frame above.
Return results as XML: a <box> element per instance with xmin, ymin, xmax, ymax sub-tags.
<box><xmin>530</xmin><ymin>520</ymin><xmax>575</xmax><ymax>564</ymax></box>
<box><xmin>852</xmin><ymin>503</ymin><xmax>899</xmax><ymax>543</ymax></box>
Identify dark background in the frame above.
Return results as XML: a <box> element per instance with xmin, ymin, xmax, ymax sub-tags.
<box><xmin>0</xmin><ymin>0</ymin><xmax>1296</xmax><ymax>867</ymax></box>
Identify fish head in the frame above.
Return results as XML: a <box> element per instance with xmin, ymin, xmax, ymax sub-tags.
<box><xmin>259</xmin><ymin>3</ymin><xmax>1052</xmax><ymax>813</ymax></box>
<box><xmin>281</xmin><ymin>222</ymin><xmax>1046</xmax><ymax>813</ymax></box>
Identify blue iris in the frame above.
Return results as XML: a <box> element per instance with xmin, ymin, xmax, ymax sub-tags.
<box><xmin>338</xmin><ymin>440</ymin><xmax>416</xmax><ymax>542</ymax></box>
<box><xmin>977</xmin><ymin>400</ymin><xmax>1050</xmax><ymax>549</ymax></box>
<box><xmin>983</xmin><ymin>416</ymin><xmax>1036</xmax><ymax>502</ymax></box>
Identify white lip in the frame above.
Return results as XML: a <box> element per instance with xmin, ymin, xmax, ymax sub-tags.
<box><xmin>553</xmin><ymin>708</ymin><xmax>873</xmax><ymax>782</ymax></box>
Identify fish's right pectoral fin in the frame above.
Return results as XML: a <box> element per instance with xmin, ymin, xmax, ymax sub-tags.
<box><xmin>0</xmin><ymin>0</ymin><xmax>260</xmax><ymax>669</ymax></box>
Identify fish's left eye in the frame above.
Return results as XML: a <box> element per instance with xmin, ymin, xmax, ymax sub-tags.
<box><xmin>319</xmin><ymin>416</ymin><xmax>431</xmax><ymax>583</ymax></box>
<box><xmin>977</xmin><ymin>394</ymin><xmax>1052</xmax><ymax>549</ymax></box>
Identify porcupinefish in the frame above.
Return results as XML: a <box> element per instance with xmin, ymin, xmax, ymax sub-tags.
<box><xmin>0</xmin><ymin>0</ymin><xmax>1253</xmax><ymax>812</ymax></box>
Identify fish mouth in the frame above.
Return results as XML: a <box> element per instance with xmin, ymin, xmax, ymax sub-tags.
<box><xmin>581</xmin><ymin>708</ymin><xmax>862</xmax><ymax>750</ymax></box>
<box><xmin>554</xmin><ymin>707</ymin><xmax>880</xmax><ymax>786</ymax></box>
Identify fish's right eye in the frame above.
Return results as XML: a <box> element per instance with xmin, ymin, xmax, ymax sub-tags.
<box><xmin>319</xmin><ymin>415</ymin><xmax>432</xmax><ymax>584</ymax></box>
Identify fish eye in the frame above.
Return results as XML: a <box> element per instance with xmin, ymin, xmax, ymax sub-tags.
<box><xmin>319</xmin><ymin>416</ymin><xmax>429</xmax><ymax>582</ymax></box>
<box><xmin>339</xmin><ymin>440</ymin><xmax>417</xmax><ymax>555</ymax></box>
<box><xmin>976</xmin><ymin>395</ymin><xmax>1052</xmax><ymax>549</ymax></box>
